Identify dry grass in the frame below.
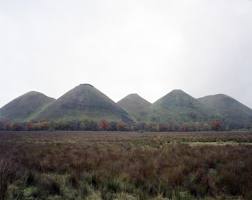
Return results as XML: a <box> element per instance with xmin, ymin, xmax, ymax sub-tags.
<box><xmin>0</xmin><ymin>131</ymin><xmax>252</xmax><ymax>200</ymax></box>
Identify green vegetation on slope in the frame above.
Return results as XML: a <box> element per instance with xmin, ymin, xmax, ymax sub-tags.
<box><xmin>198</xmin><ymin>94</ymin><xmax>252</xmax><ymax>129</ymax></box>
<box><xmin>0</xmin><ymin>91</ymin><xmax>55</xmax><ymax>122</ymax></box>
<box><xmin>118</xmin><ymin>93</ymin><xmax>151</xmax><ymax>122</ymax></box>
<box><xmin>1</xmin><ymin>85</ymin><xmax>252</xmax><ymax>129</ymax></box>
<box><xmin>35</xmin><ymin>84</ymin><xmax>133</xmax><ymax>123</ymax></box>
<box><xmin>149</xmin><ymin>90</ymin><xmax>216</xmax><ymax>123</ymax></box>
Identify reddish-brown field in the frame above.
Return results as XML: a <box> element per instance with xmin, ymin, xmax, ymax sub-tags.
<box><xmin>0</xmin><ymin>131</ymin><xmax>252</xmax><ymax>200</ymax></box>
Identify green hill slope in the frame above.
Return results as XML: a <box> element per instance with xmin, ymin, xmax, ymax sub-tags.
<box><xmin>149</xmin><ymin>90</ymin><xmax>214</xmax><ymax>123</ymax></box>
<box><xmin>118</xmin><ymin>94</ymin><xmax>151</xmax><ymax>122</ymax></box>
<box><xmin>198</xmin><ymin>94</ymin><xmax>252</xmax><ymax>128</ymax></box>
<box><xmin>35</xmin><ymin>84</ymin><xmax>133</xmax><ymax>123</ymax></box>
<box><xmin>0</xmin><ymin>91</ymin><xmax>55</xmax><ymax>122</ymax></box>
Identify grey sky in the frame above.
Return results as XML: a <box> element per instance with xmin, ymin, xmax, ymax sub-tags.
<box><xmin>0</xmin><ymin>0</ymin><xmax>252</xmax><ymax>108</ymax></box>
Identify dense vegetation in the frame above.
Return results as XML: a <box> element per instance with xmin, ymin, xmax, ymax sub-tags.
<box><xmin>0</xmin><ymin>131</ymin><xmax>252</xmax><ymax>200</ymax></box>
<box><xmin>0</xmin><ymin>118</ymin><xmax>233</xmax><ymax>132</ymax></box>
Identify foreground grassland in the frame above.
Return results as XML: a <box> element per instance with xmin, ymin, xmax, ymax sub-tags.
<box><xmin>0</xmin><ymin>131</ymin><xmax>252</xmax><ymax>200</ymax></box>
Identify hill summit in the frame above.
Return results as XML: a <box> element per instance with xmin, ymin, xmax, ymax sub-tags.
<box><xmin>1</xmin><ymin>85</ymin><xmax>252</xmax><ymax>129</ymax></box>
<box><xmin>35</xmin><ymin>84</ymin><xmax>133</xmax><ymax>123</ymax></box>
<box><xmin>118</xmin><ymin>93</ymin><xmax>151</xmax><ymax>122</ymax></box>
<box><xmin>150</xmin><ymin>89</ymin><xmax>212</xmax><ymax>123</ymax></box>
<box><xmin>0</xmin><ymin>91</ymin><xmax>55</xmax><ymax>122</ymax></box>
<box><xmin>198</xmin><ymin>94</ymin><xmax>252</xmax><ymax>128</ymax></box>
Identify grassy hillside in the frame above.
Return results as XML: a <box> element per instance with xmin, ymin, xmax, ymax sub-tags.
<box><xmin>35</xmin><ymin>84</ymin><xmax>133</xmax><ymax>123</ymax></box>
<box><xmin>0</xmin><ymin>91</ymin><xmax>55</xmax><ymax>122</ymax></box>
<box><xmin>149</xmin><ymin>90</ymin><xmax>216</xmax><ymax>123</ymax></box>
<box><xmin>118</xmin><ymin>94</ymin><xmax>151</xmax><ymax>122</ymax></box>
<box><xmin>1</xmin><ymin>86</ymin><xmax>252</xmax><ymax>129</ymax></box>
<box><xmin>199</xmin><ymin>94</ymin><xmax>252</xmax><ymax>128</ymax></box>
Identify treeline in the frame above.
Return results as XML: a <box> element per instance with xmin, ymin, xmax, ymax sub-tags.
<box><xmin>0</xmin><ymin>119</ymin><xmax>233</xmax><ymax>132</ymax></box>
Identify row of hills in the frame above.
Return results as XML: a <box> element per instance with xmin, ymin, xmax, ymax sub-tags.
<box><xmin>0</xmin><ymin>84</ymin><xmax>252</xmax><ymax>129</ymax></box>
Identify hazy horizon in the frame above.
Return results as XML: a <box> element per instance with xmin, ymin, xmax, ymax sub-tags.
<box><xmin>1</xmin><ymin>0</ymin><xmax>252</xmax><ymax>108</ymax></box>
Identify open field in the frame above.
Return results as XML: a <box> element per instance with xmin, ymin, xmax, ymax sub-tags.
<box><xmin>1</xmin><ymin>131</ymin><xmax>252</xmax><ymax>200</ymax></box>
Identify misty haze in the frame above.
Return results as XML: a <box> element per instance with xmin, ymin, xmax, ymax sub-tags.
<box><xmin>0</xmin><ymin>1</ymin><xmax>252</xmax><ymax>200</ymax></box>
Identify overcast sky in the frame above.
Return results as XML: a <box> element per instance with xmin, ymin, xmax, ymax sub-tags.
<box><xmin>0</xmin><ymin>0</ymin><xmax>252</xmax><ymax>108</ymax></box>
